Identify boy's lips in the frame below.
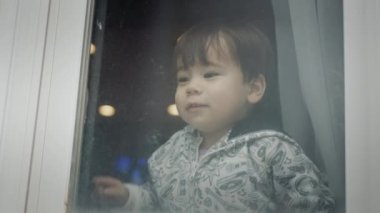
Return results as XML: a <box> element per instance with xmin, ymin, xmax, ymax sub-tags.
<box><xmin>186</xmin><ymin>103</ymin><xmax>209</xmax><ymax>111</ymax></box>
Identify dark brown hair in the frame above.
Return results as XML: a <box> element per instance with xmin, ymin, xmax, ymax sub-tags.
<box><xmin>173</xmin><ymin>20</ymin><xmax>275</xmax><ymax>82</ymax></box>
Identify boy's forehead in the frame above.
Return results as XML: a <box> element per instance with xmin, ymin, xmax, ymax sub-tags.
<box><xmin>176</xmin><ymin>40</ymin><xmax>237</xmax><ymax>71</ymax></box>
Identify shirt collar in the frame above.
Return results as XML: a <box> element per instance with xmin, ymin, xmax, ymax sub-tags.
<box><xmin>183</xmin><ymin>125</ymin><xmax>232</xmax><ymax>149</ymax></box>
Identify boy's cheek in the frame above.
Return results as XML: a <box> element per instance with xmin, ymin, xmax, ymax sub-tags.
<box><xmin>174</xmin><ymin>93</ymin><xmax>185</xmax><ymax>110</ymax></box>
<box><xmin>174</xmin><ymin>102</ymin><xmax>185</xmax><ymax>119</ymax></box>
<box><xmin>174</xmin><ymin>90</ymin><xmax>181</xmax><ymax>104</ymax></box>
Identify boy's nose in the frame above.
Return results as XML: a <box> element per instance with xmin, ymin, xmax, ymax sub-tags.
<box><xmin>186</xmin><ymin>80</ymin><xmax>202</xmax><ymax>95</ymax></box>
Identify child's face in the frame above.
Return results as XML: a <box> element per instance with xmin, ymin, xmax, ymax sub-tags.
<box><xmin>175</xmin><ymin>42</ymin><xmax>263</xmax><ymax>135</ymax></box>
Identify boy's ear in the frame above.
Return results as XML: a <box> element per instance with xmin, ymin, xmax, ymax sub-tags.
<box><xmin>246</xmin><ymin>74</ymin><xmax>266</xmax><ymax>104</ymax></box>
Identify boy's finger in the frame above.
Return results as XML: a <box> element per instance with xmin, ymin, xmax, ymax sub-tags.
<box><xmin>93</xmin><ymin>176</ymin><xmax>121</xmax><ymax>186</ymax></box>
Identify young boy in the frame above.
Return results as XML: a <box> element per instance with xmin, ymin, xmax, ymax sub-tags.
<box><xmin>93</xmin><ymin>21</ymin><xmax>335</xmax><ymax>212</ymax></box>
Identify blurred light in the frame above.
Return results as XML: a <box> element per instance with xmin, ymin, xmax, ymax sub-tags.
<box><xmin>90</xmin><ymin>43</ymin><xmax>96</xmax><ymax>55</ymax></box>
<box><xmin>167</xmin><ymin>104</ymin><xmax>179</xmax><ymax>116</ymax></box>
<box><xmin>116</xmin><ymin>156</ymin><xmax>132</xmax><ymax>173</ymax></box>
<box><xmin>98</xmin><ymin>105</ymin><xmax>116</xmax><ymax>117</ymax></box>
<box><xmin>137</xmin><ymin>157</ymin><xmax>148</xmax><ymax>167</ymax></box>
<box><xmin>131</xmin><ymin>169</ymin><xmax>143</xmax><ymax>184</ymax></box>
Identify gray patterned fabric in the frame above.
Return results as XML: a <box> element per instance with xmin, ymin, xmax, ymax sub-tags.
<box><xmin>124</xmin><ymin>126</ymin><xmax>334</xmax><ymax>212</ymax></box>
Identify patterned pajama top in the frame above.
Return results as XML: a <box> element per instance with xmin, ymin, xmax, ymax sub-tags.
<box><xmin>123</xmin><ymin>126</ymin><xmax>335</xmax><ymax>212</ymax></box>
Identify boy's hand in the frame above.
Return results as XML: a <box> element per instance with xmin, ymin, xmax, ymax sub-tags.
<box><xmin>92</xmin><ymin>176</ymin><xmax>129</xmax><ymax>207</ymax></box>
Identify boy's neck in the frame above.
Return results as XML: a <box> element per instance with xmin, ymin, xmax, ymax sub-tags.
<box><xmin>199</xmin><ymin>128</ymin><xmax>231</xmax><ymax>150</ymax></box>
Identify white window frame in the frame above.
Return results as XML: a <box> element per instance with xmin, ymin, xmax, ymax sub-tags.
<box><xmin>0</xmin><ymin>0</ymin><xmax>379</xmax><ymax>212</ymax></box>
<box><xmin>344</xmin><ymin>0</ymin><xmax>380</xmax><ymax>212</ymax></box>
<box><xmin>0</xmin><ymin>0</ymin><xmax>93</xmax><ymax>212</ymax></box>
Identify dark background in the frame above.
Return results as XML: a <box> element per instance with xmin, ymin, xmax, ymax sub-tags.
<box><xmin>78</xmin><ymin>0</ymin><xmax>276</xmax><ymax>207</ymax></box>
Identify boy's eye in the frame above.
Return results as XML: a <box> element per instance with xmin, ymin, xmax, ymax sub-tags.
<box><xmin>204</xmin><ymin>72</ymin><xmax>219</xmax><ymax>79</ymax></box>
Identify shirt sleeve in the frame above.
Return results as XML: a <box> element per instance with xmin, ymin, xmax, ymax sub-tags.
<box><xmin>122</xmin><ymin>181</ymin><xmax>160</xmax><ymax>212</ymax></box>
<box><xmin>263</xmin><ymin>136</ymin><xmax>335</xmax><ymax>212</ymax></box>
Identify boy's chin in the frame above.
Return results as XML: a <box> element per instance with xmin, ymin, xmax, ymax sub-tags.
<box><xmin>188</xmin><ymin>123</ymin><xmax>213</xmax><ymax>132</ymax></box>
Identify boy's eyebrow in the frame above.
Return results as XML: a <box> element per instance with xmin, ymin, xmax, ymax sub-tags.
<box><xmin>176</xmin><ymin>60</ymin><xmax>223</xmax><ymax>71</ymax></box>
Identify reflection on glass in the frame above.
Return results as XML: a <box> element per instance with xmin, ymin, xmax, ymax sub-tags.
<box><xmin>166</xmin><ymin>104</ymin><xmax>179</xmax><ymax>116</ymax></box>
<box><xmin>98</xmin><ymin>105</ymin><xmax>116</xmax><ymax>117</ymax></box>
<box><xmin>71</xmin><ymin>0</ymin><xmax>345</xmax><ymax>212</ymax></box>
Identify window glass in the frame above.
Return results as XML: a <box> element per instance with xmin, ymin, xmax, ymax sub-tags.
<box><xmin>71</xmin><ymin>0</ymin><xmax>344</xmax><ymax>212</ymax></box>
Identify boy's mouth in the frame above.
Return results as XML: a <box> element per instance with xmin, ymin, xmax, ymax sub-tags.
<box><xmin>186</xmin><ymin>103</ymin><xmax>209</xmax><ymax>111</ymax></box>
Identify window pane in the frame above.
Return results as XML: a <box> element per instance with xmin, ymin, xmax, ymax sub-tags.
<box><xmin>70</xmin><ymin>0</ymin><xmax>344</xmax><ymax>212</ymax></box>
